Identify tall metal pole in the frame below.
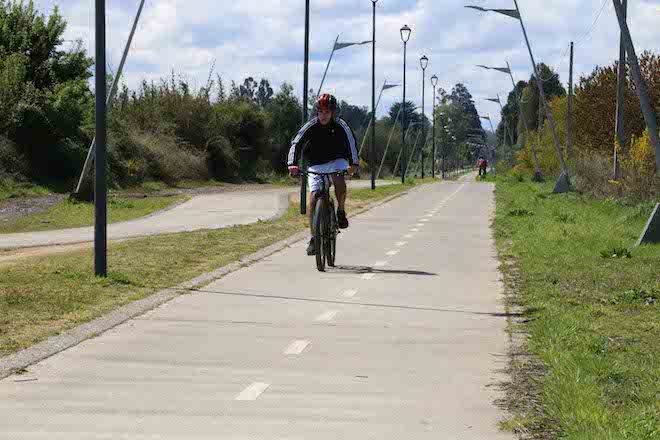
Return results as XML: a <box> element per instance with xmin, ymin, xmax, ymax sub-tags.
<box><xmin>94</xmin><ymin>0</ymin><xmax>107</xmax><ymax>277</ymax></box>
<box><xmin>614</xmin><ymin>0</ymin><xmax>627</xmax><ymax>180</ymax></box>
<box><xmin>513</xmin><ymin>0</ymin><xmax>569</xmax><ymax>179</ymax></box>
<box><xmin>441</xmin><ymin>114</ymin><xmax>447</xmax><ymax>179</ymax></box>
<box><xmin>301</xmin><ymin>0</ymin><xmax>310</xmax><ymax>215</ymax></box>
<box><xmin>359</xmin><ymin>81</ymin><xmax>388</xmax><ymax>156</ymax></box>
<box><xmin>401</xmin><ymin>41</ymin><xmax>407</xmax><ymax>184</ymax></box>
<box><xmin>432</xmin><ymin>86</ymin><xmax>436</xmax><ymax>178</ymax></box>
<box><xmin>567</xmin><ymin>42</ymin><xmax>575</xmax><ymax>165</ymax></box>
<box><xmin>420</xmin><ymin>58</ymin><xmax>427</xmax><ymax>179</ymax></box>
<box><xmin>377</xmin><ymin>106</ymin><xmax>402</xmax><ymax>179</ymax></box>
<box><xmin>317</xmin><ymin>35</ymin><xmax>339</xmax><ymax>99</ymax></box>
<box><xmin>612</xmin><ymin>0</ymin><xmax>660</xmax><ymax>172</ymax></box>
<box><xmin>371</xmin><ymin>1</ymin><xmax>377</xmax><ymax>190</ymax></box>
<box><xmin>505</xmin><ymin>61</ymin><xmax>541</xmax><ymax>179</ymax></box>
<box><xmin>75</xmin><ymin>0</ymin><xmax>146</xmax><ymax>197</ymax></box>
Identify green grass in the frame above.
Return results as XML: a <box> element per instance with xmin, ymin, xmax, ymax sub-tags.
<box><xmin>0</xmin><ymin>195</ymin><xmax>188</xmax><ymax>234</ymax></box>
<box><xmin>0</xmin><ymin>182</ymin><xmax>415</xmax><ymax>358</ymax></box>
<box><xmin>494</xmin><ymin>175</ymin><xmax>660</xmax><ymax>439</ymax></box>
<box><xmin>0</xmin><ymin>177</ymin><xmax>51</xmax><ymax>202</ymax></box>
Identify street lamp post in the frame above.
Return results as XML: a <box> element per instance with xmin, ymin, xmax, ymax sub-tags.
<box><xmin>94</xmin><ymin>0</ymin><xmax>107</xmax><ymax>277</ymax></box>
<box><xmin>371</xmin><ymin>0</ymin><xmax>378</xmax><ymax>190</ymax></box>
<box><xmin>318</xmin><ymin>37</ymin><xmax>372</xmax><ymax>98</ymax></box>
<box><xmin>480</xmin><ymin>115</ymin><xmax>497</xmax><ymax>171</ymax></box>
<box><xmin>400</xmin><ymin>25</ymin><xmax>411</xmax><ymax>184</ymax></box>
<box><xmin>419</xmin><ymin>55</ymin><xmax>428</xmax><ymax>179</ymax></box>
<box><xmin>477</xmin><ymin>62</ymin><xmax>542</xmax><ymax>180</ymax></box>
<box><xmin>466</xmin><ymin>1</ymin><xmax>570</xmax><ymax>191</ymax></box>
<box><xmin>359</xmin><ymin>81</ymin><xmax>399</xmax><ymax>157</ymax></box>
<box><xmin>431</xmin><ymin>74</ymin><xmax>438</xmax><ymax>178</ymax></box>
<box><xmin>301</xmin><ymin>0</ymin><xmax>310</xmax><ymax>214</ymax></box>
<box><xmin>485</xmin><ymin>95</ymin><xmax>514</xmax><ymax>146</ymax></box>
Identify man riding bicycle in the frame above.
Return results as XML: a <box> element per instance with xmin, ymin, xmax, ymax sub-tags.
<box><xmin>288</xmin><ymin>94</ymin><xmax>359</xmax><ymax>256</ymax></box>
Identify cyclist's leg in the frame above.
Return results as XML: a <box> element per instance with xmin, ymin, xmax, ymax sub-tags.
<box><xmin>307</xmin><ymin>172</ymin><xmax>323</xmax><ymax>235</ymax></box>
<box><xmin>332</xmin><ymin>174</ymin><xmax>347</xmax><ymax>211</ymax></box>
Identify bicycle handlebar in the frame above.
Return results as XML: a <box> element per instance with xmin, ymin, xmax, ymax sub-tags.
<box><xmin>299</xmin><ymin>170</ymin><xmax>349</xmax><ymax>177</ymax></box>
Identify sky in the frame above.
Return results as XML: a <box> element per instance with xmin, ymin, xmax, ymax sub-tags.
<box><xmin>37</xmin><ymin>0</ymin><xmax>660</xmax><ymax>131</ymax></box>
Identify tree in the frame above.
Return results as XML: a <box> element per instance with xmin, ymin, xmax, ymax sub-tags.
<box><xmin>339</xmin><ymin>100</ymin><xmax>369</xmax><ymax>131</ymax></box>
<box><xmin>521</xmin><ymin>63</ymin><xmax>566</xmax><ymax>131</ymax></box>
<box><xmin>256</xmin><ymin>79</ymin><xmax>274</xmax><ymax>108</ymax></box>
<box><xmin>216</xmin><ymin>75</ymin><xmax>226</xmax><ymax>101</ymax></box>
<box><xmin>449</xmin><ymin>83</ymin><xmax>482</xmax><ymax>135</ymax></box>
<box><xmin>388</xmin><ymin>101</ymin><xmax>421</xmax><ymax>128</ymax></box>
<box><xmin>0</xmin><ymin>0</ymin><xmax>93</xmax><ymax>181</ymax></box>
<box><xmin>267</xmin><ymin>83</ymin><xmax>302</xmax><ymax>171</ymax></box>
<box><xmin>239</xmin><ymin>77</ymin><xmax>258</xmax><ymax>101</ymax></box>
<box><xmin>574</xmin><ymin>51</ymin><xmax>660</xmax><ymax>154</ymax></box>
<box><xmin>497</xmin><ymin>80</ymin><xmax>528</xmax><ymax>146</ymax></box>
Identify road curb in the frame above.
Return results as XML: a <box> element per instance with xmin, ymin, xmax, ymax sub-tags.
<box><xmin>0</xmin><ymin>183</ymin><xmax>426</xmax><ymax>379</ymax></box>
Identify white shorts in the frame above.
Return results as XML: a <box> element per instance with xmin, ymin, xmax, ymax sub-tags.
<box><xmin>308</xmin><ymin>159</ymin><xmax>349</xmax><ymax>193</ymax></box>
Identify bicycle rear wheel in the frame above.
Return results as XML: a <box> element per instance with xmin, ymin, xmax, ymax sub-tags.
<box><xmin>314</xmin><ymin>197</ymin><xmax>327</xmax><ymax>272</ymax></box>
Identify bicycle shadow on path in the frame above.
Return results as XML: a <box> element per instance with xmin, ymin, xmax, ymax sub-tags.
<box><xmin>329</xmin><ymin>265</ymin><xmax>437</xmax><ymax>277</ymax></box>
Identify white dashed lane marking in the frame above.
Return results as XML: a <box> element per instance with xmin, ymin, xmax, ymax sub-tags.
<box><xmin>343</xmin><ymin>289</ymin><xmax>358</xmax><ymax>298</ymax></box>
<box><xmin>361</xmin><ymin>273</ymin><xmax>375</xmax><ymax>280</ymax></box>
<box><xmin>395</xmin><ymin>241</ymin><xmax>408</xmax><ymax>247</ymax></box>
<box><xmin>284</xmin><ymin>340</ymin><xmax>311</xmax><ymax>355</ymax></box>
<box><xmin>236</xmin><ymin>383</ymin><xmax>270</xmax><ymax>401</ymax></box>
<box><xmin>316</xmin><ymin>310</ymin><xmax>339</xmax><ymax>321</ymax></box>
<box><xmin>386</xmin><ymin>250</ymin><xmax>400</xmax><ymax>256</ymax></box>
<box><xmin>374</xmin><ymin>261</ymin><xmax>388</xmax><ymax>267</ymax></box>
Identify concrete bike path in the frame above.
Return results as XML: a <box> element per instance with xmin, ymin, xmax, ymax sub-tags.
<box><xmin>0</xmin><ymin>180</ymin><xmax>392</xmax><ymax>250</ymax></box>
<box><xmin>0</xmin><ymin>180</ymin><xmax>511</xmax><ymax>439</ymax></box>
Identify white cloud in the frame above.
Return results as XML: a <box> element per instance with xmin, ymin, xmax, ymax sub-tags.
<box><xmin>36</xmin><ymin>0</ymin><xmax>660</xmax><ymax>129</ymax></box>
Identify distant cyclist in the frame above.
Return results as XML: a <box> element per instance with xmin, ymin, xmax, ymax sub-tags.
<box><xmin>477</xmin><ymin>156</ymin><xmax>488</xmax><ymax>177</ymax></box>
<box><xmin>288</xmin><ymin>94</ymin><xmax>359</xmax><ymax>256</ymax></box>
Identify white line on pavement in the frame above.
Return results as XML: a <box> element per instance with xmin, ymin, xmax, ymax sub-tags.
<box><xmin>374</xmin><ymin>261</ymin><xmax>388</xmax><ymax>267</ymax></box>
<box><xmin>404</xmin><ymin>234</ymin><xmax>414</xmax><ymax>239</ymax></box>
<box><xmin>386</xmin><ymin>250</ymin><xmax>400</xmax><ymax>256</ymax></box>
<box><xmin>361</xmin><ymin>273</ymin><xmax>375</xmax><ymax>280</ymax></box>
<box><xmin>410</xmin><ymin>228</ymin><xmax>420</xmax><ymax>232</ymax></box>
<box><xmin>415</xmin><ymin>223</ymin><xmax>425</xmax><ymax>227</ymax></box>
<box><xmin>236</xmin><ymin>383</ymin><xmax>270</xmax><ymax>401</ymax></box>
<box><xmin>343</xmin><ymin>289</ymin><xmax>358</xmax><ymax>297</ymax></box>
<box><xmin>284</xmin><ymin>340</ymin><xmax>311</xmax><ymax>355</ymax></box>
<box><xmin>395</xmin><ymin>241</ymin><xmax>408</xmax><ymax>247</ymax></box>
<box><xmin>316</xmin><ymin>310</ymin><xmax>339</xmax><ymax>321</ymax></box>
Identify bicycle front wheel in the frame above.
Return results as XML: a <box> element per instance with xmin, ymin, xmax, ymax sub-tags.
<box><xmin>326</xmin><ymin>203</ymin><xmax>337</xmax><ymax>267</ymax></box>
<box><xmin>314</xmin><ymin>197</ymin><xmax>327</xmax><ymax>272</ymax></box>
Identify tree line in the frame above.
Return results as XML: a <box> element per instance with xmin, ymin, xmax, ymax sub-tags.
<box><xmin>492</xmin><ymin>55</ymin><xmax>660</xmax><ymax>200</ymax></box>
<box><xmin>0</xmin><ymin>1</ymin><xmax>485</xmax><ymax>191</ymax></box>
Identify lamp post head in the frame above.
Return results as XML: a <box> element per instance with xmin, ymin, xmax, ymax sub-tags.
<box><xmin>400</xmin><ymin>25</ymin><xmax>412</xmax><ymax>43</ymax></box>
<box><xmin>431</xmin><ymin>74</ymin><xmax>438</xmax><ymax>87</ymax></box>
<box><xmin>420</xmin><ymin>55</ymin><xmax>429</xmax><ymax>70</ymax></box>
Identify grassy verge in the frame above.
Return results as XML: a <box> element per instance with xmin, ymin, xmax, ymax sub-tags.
<box><xmin>494</xmin><ymin>176</ymin><xmax>659</xmax><ymax>439</ymax></box>
<box><xmin>0</xmin><ymin>182</ymin><xmax>414</xmax><ymax>357</ymax></box>
<box><xmin>0</xmin><ymin>195</ymin><xmax>188</xmax><ymax>234</ymax></box>
<box><xmin>0</xmin><ymin>177</ymin><xmax>51</xmax><ymax>202</ymax></box>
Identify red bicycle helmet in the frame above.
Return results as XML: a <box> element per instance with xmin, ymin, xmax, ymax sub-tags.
<box><xmin>317</xmin><ymin>93</ymin><xmax>338</xmax><ymax>112</ymax></box>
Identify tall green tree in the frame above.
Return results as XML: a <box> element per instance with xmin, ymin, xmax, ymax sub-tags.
<box><xmin>520</xmin><ymin>63</ymin><xmax>565</xmax><ymax>132</ymax></box>
<box><xmin>388</xmin><ymin>101</ymin><xmax>421</xmax><ymax>128</ymax></box>
<box><xmin>267</xmin><ymin>83</ymin><xmax>302</xmax><ymax>171</ymax></box>
<box><xmin>0</xmin><ymin>0</ymin><xmax>93</xmax><ymax>181</ymax></box>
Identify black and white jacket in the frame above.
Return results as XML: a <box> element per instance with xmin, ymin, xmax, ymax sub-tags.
<box><xmin>287</xmin><ymin>117</ymin><xmax>359</xmax><ymax>167</ymax></box>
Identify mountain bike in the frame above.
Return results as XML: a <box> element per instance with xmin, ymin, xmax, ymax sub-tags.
<box><xmin>301</xmin><ymin>170</ymin><xmax>346</xmax><ymax>272</ymax></box>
